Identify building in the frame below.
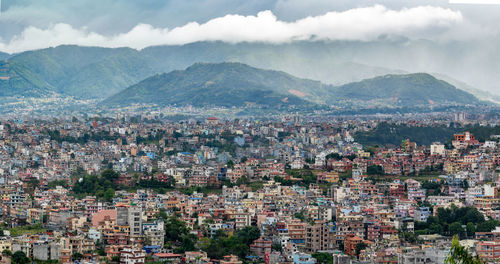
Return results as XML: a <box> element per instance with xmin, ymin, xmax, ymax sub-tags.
<box><xmin>305</xmin><ymin>220</ymin><xmax>334</xmax><ymax>253</ymax></box>
<box><xmin>220</xmin><ymin>255</ymin><xmax>243</xmax><ymax>264</ymax></box>
<box><xmin>120</xmin><ymin>247</ymin><xmax>146</xmax><ymax>264</ymax></box>
<box><xmin>288</xmin><ymin>220</ymin><xmax>306</xmax><ymax>244</ymax></box>
<box><xmin>477</xmin><ymin>240</ymin><xmax>500</xmax><ymax>262</ymax></box>
<box><xmin>206</xmin><ymin>117</ymin><xmax>220</xmax><ymax>125</ymax></box>
<box><xmin>152</xmin><ymin>253</ymin><xmax>182</xmax><ymax>263</ymax></box>
<box><xmin>249</xmin><ymin>238</ymin><xmax>272</xmax><ymax>258</ymax></box>
<box><xmin>344</xmin><ymin>234</ymin><xmax>364</xmax><ymax>256</ymax></box>
<box><xmin>143</xmin><ymin>220</ymin><xmax>165</xmax><ymax>247</ymax></box>
<box><xmin>293</xmin><ymin>253</ymin><xmax>317</xmax><ymax>264</ymax></box>
<box><xmin>32</xmin><ymin>242</ymin><xmax>60</xmax><ymax>261</ymax></box>
<box><xmin>128</xmin><ymin>207</ymin><xmax>143</xmax><ymax>239</ymax></box>
<box><xmin>430</xmin><ymin>143</ymin><xmax>445</xmax><ymax>156</ymax></box>
<box><xmin>414</xmin><ymin>207</ymin><xmax>431</xmax><ymax>222</ymax></box>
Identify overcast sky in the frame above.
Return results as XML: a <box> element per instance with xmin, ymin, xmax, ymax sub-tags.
<box><xmin>0</xmin><ymin>0</ymin><xmax>499</xmax><ymax>53</ymax></box>
<box><xmin>0</xmin><ymin>0</ymin><xmax>499</xmax><ymax>94</ymax></box>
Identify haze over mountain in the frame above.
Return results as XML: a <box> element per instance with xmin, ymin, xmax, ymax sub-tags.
<box><xmin>0</xmin><ymin>52</ymin><xmax>9</xmax><ymax>61</ymax></box>
<box><xmin>104</xmin><ymin>62</ymin><xmax>480</xmax><ymax>109</ymax></box>
<box><xmin>431</xmin><ymin>73</ymin><xmax>500</xmax><ymax>105</ymax></box>
<box><xmin>103</xmin><ymin>62</ymin><xmax>322</xmax><ymax>108</ymax></box>
<box><xmin>1</xmin><ymin>0</ymin><xmax>500</xmax><ymax>97</ymax></box>
<box><xmin>0</xmin><ymin>42</ymin><xmax>495</xmax><ymax>102</ymax></box>
<box><xmin>0</xmin><ymin>46</ymin><xmax>156</xmax><ymax>98</ymax></box>
<box><xmin>334</xmin><ymin>73</ymin><xmax>479</xmax><ymax>107</ymax></box>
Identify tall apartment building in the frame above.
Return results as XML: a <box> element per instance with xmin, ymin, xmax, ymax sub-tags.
<box><xmin>288</xmin><ymin>220</ymin><xmax>306</xmax><ymax>245</ymax></box>
<box><xmin>304</xmin><ymin>220</ymin><xmax>335</xmax><ymax>253</ymax></box>
<box><xmin>128</xmin><ymin>207</ymin><xmax>143</xmax><ymax>237</ymax></box>
<box><xmin>116</xmin><ymin>205</ymin><xmax>143</xmax><ymax>241</ymax></box>
<box><xmin>477</xmin><ymin>241</ymin><xmax>500</xmax><ymax>262</ymax></box>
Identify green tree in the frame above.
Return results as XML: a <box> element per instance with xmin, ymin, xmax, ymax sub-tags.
<box><xmin>312</xmin><ymin>252</ymin><xmax>333</xmax><ymax>264</ymax></box>
<box><xmin>272</xmin><ymin>243</ymin><xmax>282</xmax><ymax>252</ymax></box>
<box><xmin>172</xmin><ymin>233</ymin><xmax>197</xmax><ymax>254</ymax></box>
<box><xmin>237</xmin><ymin>226</ymin><xmax>261</xmax><ymax>245</ymax></box>
<box><xmin>445</xmin><ymin>236</ymin><xmax>483</xmax><ymax>264</ymax></box>
<box><xmin>294</xmin><ymin>211</ymin><xmax>305</xmax><ymax>221</ymax></box>
<box><xmin>101</xmin><ymin>169</ymin><xmax>119</xmax><ymax>182</ymax></box>
<box><xmin>236</xmin><ymin>176</ymin><xmax>249</xmax><ymax>186</ymax></box>
<box><xmin>12</xmin><ymin>251</ymin><xmax>30</xmax><ymax>264</ymax></box>
<box><xmin>449</xmin><ymin>222</ymin><xmax>465</xmax><ymax>238</ymax></box>
<box><xmin>356</xmin><ymin>242</ymin><xmax>367</xmax><ymax>256</ymax></box>
<box><xmin>429</xmin><ymin>223</ymin><xmax>444</xmax><ymax>235</ymax></box>
<box><xmin>200</xmin><ymin>226</ymin><xmax>261</xmax><ymax>260</ymax></box>
<box><xmin>103</xmin><ymin>188</ymin><xmax>115</xmax><ymax>202</ymax></box>
<box><xmin>476</xmin><ymin>220</ymin><xmax>500</xmax><ymax>232</ymax></box>
<box><xmin>325</xmin><ymin>153</ymin><xmax>342</xmax><ymax>160</ymax></box>
<box><xmin>367</xmin><ymin>165</ymin><xmax>384</xmax><ymax>175</ymax></box>
<box><xmin>72</xmin><ymin>252</ymin><xmax>84</xmax><ymax>261</ymax></box>
<box><xmin>466</xmin><ymin>222</ymin><xmax>476</xmax><ymax>238</ymax></box>
<box><xmin>164</xmin><ymin>216</ymin><xmax>190</xmax><ymax>244</ymax></box>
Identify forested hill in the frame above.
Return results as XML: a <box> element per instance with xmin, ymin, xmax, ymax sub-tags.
<box><xmin>105</xmin><ymin>62</ymin><xmax>481</xmax><ymax>109</ymax></box>
<box><xmin>331</xmin><ymin>73</ymin><xmax>479</xmax><ymax>107</ymax></box>
<box><xmin>103</xmin><ymin>62</ymin><xmax>327</xmax><ymax>108</ymax></box>
<box><xmin>355</xmin><ymin>123</ymin><xmax>500</xmax><ymax>146</ymax></box>
<box><xmin>0</xmin><ymin>44</ymin><xmax>488</xmax><ymax>107</ymax></box>
<box><xmin>0</xmin><ymin>52</ymin><xmax>9</xmax><ymax>60</ymax></box>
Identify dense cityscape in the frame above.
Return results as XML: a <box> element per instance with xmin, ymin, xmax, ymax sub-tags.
<box><xmin>1</xmin><ymin>0</ymin><xmax>500</xmax><ymax>263</ymax></box>
<box><xmin>0</xmin><ymin>111</ymin><xmax>496</xmax><ymax>264</ymax></box>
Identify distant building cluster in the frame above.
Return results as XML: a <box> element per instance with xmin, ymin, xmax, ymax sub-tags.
<box><xmin>0</xmin><ymin>113</ymin><xmax>497</xmax><ymax>264</ymax></box>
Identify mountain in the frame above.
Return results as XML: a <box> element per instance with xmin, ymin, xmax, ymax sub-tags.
<box><xmin>0</xmin><ymin>52</ymin><xmax>9</xmax><ymax>60</ymax></box>
<box><xmin>140</xmin><ymin>41</ymin><xmax>406</xmax><ymax>85</ymax></box>
<box><xmin>0</xmin><ymin>42</ymin><xmax>491</xmax><ymax>105</ymax></box>
<box><xmin>0</xmin><ymin>60</ymin><xmax>54</xmax><ymax>97</ymax></box>
<box><xmin>59</xmin><ymin>53</ymin><xmax>155</xmax><ymax>98</ymax></box>
<box><xmin>431</xmin><ymin>73</ymin><xmax>500</xmax><ymax>105</ymax></box>
<box><xmin>103</xmin><ymin>62</ymin><xmax>324</xmax><ymax>108</ymax></box>
<box><xmin>105</xmin><ymin>63</ymin><xmax>480</xmax><ymax>109</ymax></box>
<box><xmin>0</xmin><ymin>46</ymin><xmax>156</xmax><ymax>99</ymax></box>
<box><xmin>331</xmin><ymin>73</ymin><xmax>480</xmax><ymax>107</ymax></box>
<box><xmin>0</xmin><ymin>42</ymin><xmax>408</xmax><ymax>99</ymax></box>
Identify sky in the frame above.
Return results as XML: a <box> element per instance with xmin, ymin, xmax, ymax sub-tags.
<box><xmin>0</xmin><ymin>0</ymin><xmax>499</xmax><ymax>52</ymax></box>
<box><xmin>0</xmin><ymin>0</ymin><xmax>499</xmax><ymax>93</ymax></box>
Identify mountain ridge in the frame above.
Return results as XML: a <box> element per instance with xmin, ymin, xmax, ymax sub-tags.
<box><xmin>103</xmin><ymin>62</ymin><xmax>321</xmax><ymax>108</ymax></box>
<box><xmin>104</xmin><ymin>62</ymin><xmax>481</xmax><ymax>109</ymax></box>
<box><xmin>0</xmin><ymin>52</ymin><xmax>9</xmax><ymax>60</ymax></box>
<box><xmin>0</xmin><ymin>44</ymin><xmax>491</xmax><ymax>107</ymax></box>
<box><xmin>332</xmin><ymin>73</ymin><xmax>478</xmax><ymax>106</ymax></box>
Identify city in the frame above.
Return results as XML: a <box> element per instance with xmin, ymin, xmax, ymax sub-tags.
<box><xmin>0</xmin><ymin>111</ymin><xmax>497</xmax><ymax>263</ymax></box>
<box><xmin>0</xmin><ymin>0</ymin><xmax>500</xmax><ymax>263</ymax></box>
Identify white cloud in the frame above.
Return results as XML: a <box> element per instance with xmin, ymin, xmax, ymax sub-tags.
<box><xmin>450</xmin><ymin>0</ymin><xmax>500</xmax><ymax>4</ymax></box>
<box><xmin>0</xmin><ymin>5</ymin><xmax>462</xmax><ymax>53</ymax></box>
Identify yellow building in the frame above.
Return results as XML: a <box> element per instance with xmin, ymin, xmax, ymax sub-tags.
<box><xmin>0</xmin><ymin>237</ymin><xmax>11</xmax><ymax>252</ymax></box>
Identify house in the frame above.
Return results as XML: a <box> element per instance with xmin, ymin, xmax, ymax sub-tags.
<box><xmin>293</xmin><ymin>253</ymin><xmax>317</xmax><ymax>264</ymax></box>
<box><xmin>249</xmin><ymin>238</ymin><xmax>272</xmax><ymax>258</ymax></box>
<box><xmin>344</xmin><ymin>234</ymin><xmax>364</xmax><ymax>256</ymax></box>
<box><xmin>220</xmin><ymin>255</ymin><xmax>243</xmax><ymax>264</ymax></box>
<box><xmin>120</xmin><ymin>247</ymin><xmax>146</xmax><ymax>264</ymax></box>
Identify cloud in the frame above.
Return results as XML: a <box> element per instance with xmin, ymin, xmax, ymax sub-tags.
<box><xmin>450</xmin><ymin>0</ymin><xmax>500</xmax><ymax>4</ymax></box>
<box><xmin>0</xmin><ymin>5</ymin><xmax>462</xmax><ymax>53</ymax></box>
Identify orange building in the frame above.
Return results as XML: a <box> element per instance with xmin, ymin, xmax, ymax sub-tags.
<box><xmin>345</xmin><ymin>234</ymin><xmax>364</xmax><ymax>256</ymax></box>
<box><xmin>454</xmin><ymin>132</ymin><xmax>475</xmax><ymax>142</ymax></box>
<box><xmin>477</xmin><ymin>241</ymin><xmax>500</xmax><ymax>262</ymax></box>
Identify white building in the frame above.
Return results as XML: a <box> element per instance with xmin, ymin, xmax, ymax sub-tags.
<box><xmin>430</xmin><ymin>142</ymin><xmax>445</xmax><ymax>156</ymax></box>
<box><xmin>120</xmin><ymin>247</ymin><xmax>146</xmax><ymax>264</ymax></box>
